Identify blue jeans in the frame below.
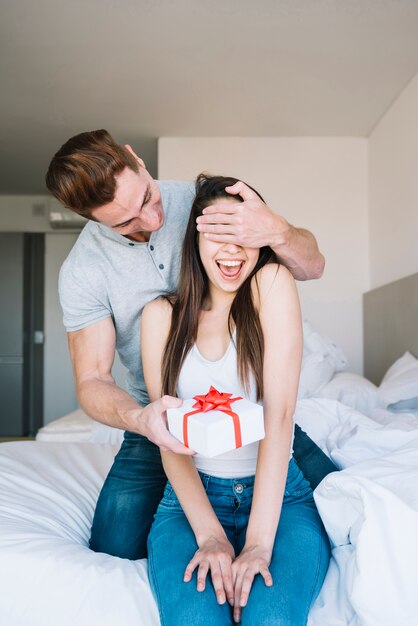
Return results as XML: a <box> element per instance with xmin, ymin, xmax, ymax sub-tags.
<box><xmin>89</xmin><ymin>426</ymin><xmax>337</xmax><ymax>559</ymax></box>
<box><xmin>148</xmin><ymin>459</ymin><xmax>330</xmax><ymax>626</ymax></box>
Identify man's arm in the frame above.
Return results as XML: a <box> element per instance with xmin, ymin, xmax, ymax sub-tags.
<box><xmin>196</xmin><ymin>180</ymin><xmax>325</xmax><ymax>281</ymax></box>
<box><xmin>68</xmin><ymin>316</ymin><xmax>193</xmax><ymax>454</ymax></box>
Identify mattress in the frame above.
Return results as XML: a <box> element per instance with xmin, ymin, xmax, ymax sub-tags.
<box><xmin>1</xmin><ymin>398</ymin><xmax>418</xmax><ymax>626</ymax></box>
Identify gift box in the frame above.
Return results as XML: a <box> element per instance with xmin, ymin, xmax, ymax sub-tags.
<box><xmin>167</xmin><ymin>386</ymin><xmax>265</xmax><ymax>458</ymax></box>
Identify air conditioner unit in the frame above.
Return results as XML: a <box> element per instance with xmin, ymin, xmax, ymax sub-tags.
<box><xmin>48</xmin><ymin>203</ymin><xmax>88</xmax><ymax>230</ymax></box>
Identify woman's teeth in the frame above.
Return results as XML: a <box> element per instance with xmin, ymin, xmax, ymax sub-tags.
<box><xmin>216</xmin><ymin>260</ymin><xmax>243</xmax><ymax>278</ymax></box>
<box><xmin>217</xmin><ymin>260</ymin><xmax>242</xmax><ymax>267</ymax></box>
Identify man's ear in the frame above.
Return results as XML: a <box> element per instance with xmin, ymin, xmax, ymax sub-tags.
<box><xmin>124</xmin><ymin>144</ymin><xmax>146</xmax><ymax>169</ymax></box>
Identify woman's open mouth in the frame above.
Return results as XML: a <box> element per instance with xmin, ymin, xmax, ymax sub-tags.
<box><xmin>216</xmin><ymin>259</ymin><xmax>245</xmax><ymax>280</ymax></box>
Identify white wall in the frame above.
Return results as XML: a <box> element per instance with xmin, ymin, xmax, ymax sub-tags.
<box><xmin>369</xmin><ymin>72</ymin><xmax>418</xmax><ymax>288</ymax></box>
<box><xmin>159</xmin><ymin>137</ymin><xmax>369</xmax><ymax>373</ymax></box>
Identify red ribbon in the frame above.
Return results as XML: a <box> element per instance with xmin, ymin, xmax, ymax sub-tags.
<box><xmin>183</xmin><ymin>386</ymin><xmax>243</xmax><ymax>450</ymax></box>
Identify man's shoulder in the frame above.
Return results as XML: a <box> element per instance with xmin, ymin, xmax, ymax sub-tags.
<box><xmin>157</xmin><ymin>179</ymin><xmax>195</xmax><ymax>214</ymax></box>
<box><xmin>60</xmin><ymin>221</ymin><xmax>103</xmax><ymax>277</ymax></box>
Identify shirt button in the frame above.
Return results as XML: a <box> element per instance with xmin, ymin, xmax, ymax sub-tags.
<box><xmin>159</xmin><ymin>263</ymin><xmax>164</xmax><ymax>270</ymax></box>
<box><xmin>234</xmin><ymin>483</ymin><xmax>244</xmax><ymax>494</ymax></box>
<box><xmin>150</xmin><ymin>245</ymin><xmax>154</xmax><ymax>251</ymax></box>
<box><xmin>129</xmin><ymin>242</ymin><xmax>135</xmax><ymax>247</ymax></box>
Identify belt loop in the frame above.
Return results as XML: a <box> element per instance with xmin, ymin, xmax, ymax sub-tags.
<box><xmin>201</xmin><ymin>473</ymin><xmax>210</xmax><ymax>490</ymax></box>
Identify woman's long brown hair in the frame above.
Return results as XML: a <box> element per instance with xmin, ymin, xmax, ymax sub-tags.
<box><xmin>161</xmin><ymin>174</ymin><xmax>276</xmax><ymax>400</ymax></box>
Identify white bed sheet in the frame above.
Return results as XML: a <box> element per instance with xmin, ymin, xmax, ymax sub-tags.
<box><xmin>0</xmin><ymin>443</ymin><xmax>159</xmax><ymax>626</ymax></box>
<box><xmin>2</xmin><ymin>400</ymin><xmax>417</xmax><ymax>626</ymax></box>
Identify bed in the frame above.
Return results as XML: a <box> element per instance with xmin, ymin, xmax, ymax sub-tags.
<box><xmin>1</xmin><ymin>275</ymin><xmax>417</xmax><ymax>626</ymax></box>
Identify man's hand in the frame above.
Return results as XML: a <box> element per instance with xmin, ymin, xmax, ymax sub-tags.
<box><xmin>184</xmin><ymin>535</ymin><xmax>235</xmax><ymax>606</ymax></box>
<box><xmin>196</xmin><ymin>181</ymin><xmax>286</xmax><ymax>249</ymax></box>
<box><xmin>133</xmin><ymin>395</ymin><xmax>195</xmax><ymax>455</ymax></box>
<box><xmin>231</xmin><ymin>543</ymin><xmax>273</xmax><ymax>623</ymax></box>
<box><xmin>195</xmin><ymin>180</ymin><xmax>325</xmax><ymax>280</ymax></box>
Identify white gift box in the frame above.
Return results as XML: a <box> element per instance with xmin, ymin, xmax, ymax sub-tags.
<box><xmin>167</xmin><ymin>388</ymin><xmax>265</xmax><ymax>458</ymax></box>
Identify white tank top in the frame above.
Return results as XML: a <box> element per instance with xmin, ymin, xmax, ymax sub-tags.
<box><xmin>177</xmin><ymin>335</ymin><xmax>293</xmax><ymax>478</ymax></box>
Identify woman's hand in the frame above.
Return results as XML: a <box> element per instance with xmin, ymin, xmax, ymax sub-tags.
<box><xmin>184</xmin><ymin>535</ymin><xmax>235</xmax><ymax>606</ymax></box>
<box><xmin>231</xmin><ymin>543</ymin><xmax>273</xmax><ymax>623</ymax></box>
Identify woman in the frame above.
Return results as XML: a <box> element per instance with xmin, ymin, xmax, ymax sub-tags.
<box><xmin>141</xmin><ymin>174</ymin><xmax>330</xmax><ymax>625</ymax></box>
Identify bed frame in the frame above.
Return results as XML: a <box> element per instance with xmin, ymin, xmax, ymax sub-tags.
<box><xmin>363</xmin><ymin>272</ymin><xmax>418</xmax><ymax>385</ymax></box>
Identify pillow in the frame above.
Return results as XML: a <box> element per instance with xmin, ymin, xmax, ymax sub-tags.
<box><xmin>378</xmin><ymin>351</ymin><xmax>418</xmax><ymax>408</ymax></box>
<box><xmin>90</xmin><ymin>419</ymin><xmax>125</xmax><ymax>445</ymax></box>
<box><xmin>36</xmin><ymin>409</ymin><xmax>93</xmax><ymax>442</ymax></box>
<box><xmin>302</xmin><ymin>320</ymin><xmax>348</xmax><ymax>372</ymax></box>
<box><xmin>317</xmin><ymin>372</ymin><xmax>381</xmax><ymax>416</ymax></box>
<box><xmin>298</xmin><ymin>321</ymin><xmax>348</xmax><ymax>399</ymax></box>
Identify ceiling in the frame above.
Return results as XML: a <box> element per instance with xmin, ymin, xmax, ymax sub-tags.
<box><xmin>1</xmin><ymin>0</ymin><xmax>418</xmax><ymax>193</ymax></box>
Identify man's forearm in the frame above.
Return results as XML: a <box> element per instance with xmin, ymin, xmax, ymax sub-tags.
<box><xmin>270</xmin><ymin>217</ymin><xmax>325</xmax><ymax>281</ymax></box>
<box><xmin>77</xmin><ymin>377</ymin><xmax>143</xmax><ymax>433</ymax></box>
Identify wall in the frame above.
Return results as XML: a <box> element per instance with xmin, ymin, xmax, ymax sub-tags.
<box><xmin>159</xmin><ymin>137</ymin><xmax>369</xmax><ymax>373</ymax></box>
<box><xmin>0</xmin><ymin>196</ymin><xmax>56</xmax><ymax>232</ymax></box>
<box><xmin>44</xmin><ymin>233</ymin><xmax>79</xmax><ymax>423</ymax></box>
<box><xmin>0</xmin><ymin>201</ymin><xmax>127</xmax><ymax>425</ymax></box>
<box><xmin>368</xmin><ymin>72</ymin><xmax>418</xmax><ymax>288</ymax></box>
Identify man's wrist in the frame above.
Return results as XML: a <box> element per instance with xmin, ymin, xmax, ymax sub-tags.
<box><xmin>118</xmin><ymin>405</ymin><xmax>144</xmax><ymax>434</ymax></box>
<box><xmin>269</xmin><ymin>213</ymin><xmax>295</xmax><ymax>251</ymax></box>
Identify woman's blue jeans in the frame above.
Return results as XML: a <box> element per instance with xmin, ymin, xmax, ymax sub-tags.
<box><xmin>147</xmin><ymin>458</ymin><xmax>330</xmax><ymax>626</ymax></box>
<box><xmin>89</xmin><ymin>425</ymin><xmax>337</xmax><ymax>560</ymax></box>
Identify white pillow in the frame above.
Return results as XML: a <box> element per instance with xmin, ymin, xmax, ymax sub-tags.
<box><xmin>36</xmin><ymin>409</ymin><xmax>93</xmax><ymax>442</ymax></box>
<box><xmin>378</xmin><ymin>351</ymin><xmax>418</xmax><ymax>408</ymax></box>
<box><xmin>317</xmin><ymin>372</ymin><xmax>381</xmax><ymax>416</ymax></box>
<box><xmin>298</xmin><ymin>321</ymin><xmax>348</xmax><ymax>399</ymax></box>
<box><xmin>89</xmin><ymin>420</ymin><xmax>125</xmax><ymax>445</ymax></box>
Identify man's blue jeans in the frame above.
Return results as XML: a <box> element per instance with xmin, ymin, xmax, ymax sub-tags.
<box><xmin>89</xmin><ymin>426</ymin><xmax>337</xmax><ymax>559</ymax></box>
<box><xmin>147</xmin><ymin>459</ymin><xmax>330</xmax><ymax>626</ymax></box>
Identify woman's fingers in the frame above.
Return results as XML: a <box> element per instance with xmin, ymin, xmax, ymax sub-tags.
<box><xmin>220</xmin><ymin>559</ymin><xmax>234</xmax><ymax>606</ymax></box>
<box><xmin>211</xmin><ymin>564</ymin><xmax>226</xmax><ymax>604</ymax></box>
<box><xmin>183</xmin><ymin>554</ymin><xmax>200</xmax><ymax>582</ymax></box>
<box><xmin>260</xmin><ymin>565</ymin><xmax>273</xmax><ymax>587</ymax></box>
<box><xmin>239</xmin><ymin>570</ymin><xmax>256</xmax><ymax>607</ymax></box>
<box><xmin>184</xmin><ymin>544</ymin><xmax>235</xmax><ymax>605</ymax></box>
<box><xmin>233</xmin><ymin>567</ymin><xmax>245</xmax><ymax>621</ymax></box>
<box><xmin>231</xmin><ymin>558</ymin><xmax>272</xmax><ymax>621</ymax></box>
<box><xmin>197</xmin><ymin>560</ymin><xmax>210</xmax><ymax>591</ymax></box>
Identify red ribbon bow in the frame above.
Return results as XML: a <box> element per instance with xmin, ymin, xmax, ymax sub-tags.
<box><xmin>183</xmin><ymin>386</ymin><xmax>243</xmax><ymax>450</ymax></box>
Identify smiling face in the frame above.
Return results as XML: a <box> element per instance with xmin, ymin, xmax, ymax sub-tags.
<box><xmin>90</xmin><ymin>165</ymin><xmax>163</xmax><ymax>241</ymax></box>
<box><xmin>198</xmin><ymin>199</ymin><xmax>260</xmax><ymax>300</ymax></box>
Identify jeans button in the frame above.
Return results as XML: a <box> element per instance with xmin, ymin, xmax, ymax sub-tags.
<box><xmin>234</xmin><ymin>483</ymin><xmax>244</xmax><ymax>494</ymax></box>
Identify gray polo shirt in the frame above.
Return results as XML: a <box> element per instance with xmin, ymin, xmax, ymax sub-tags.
<box><xmin>59</xmin><ymin>180</ymin><xmax>195</xmax><ymax>407</ymax></box>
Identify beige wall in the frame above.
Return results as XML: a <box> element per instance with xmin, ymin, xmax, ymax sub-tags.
<box><xmin>369</xmin><ymin>72</ymin><xmax>418</xmax><ymax>288</ymax></box>
<box><xmin>159</xmin><ymin>137</ymin><xmax>369</xmax><ymax>373</ymax></box>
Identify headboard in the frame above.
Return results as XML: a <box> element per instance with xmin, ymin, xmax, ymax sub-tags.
<box><xmin>363</xmin><ymin>272</ymin><xmax>418</xmax><ymax>385</ymax></box>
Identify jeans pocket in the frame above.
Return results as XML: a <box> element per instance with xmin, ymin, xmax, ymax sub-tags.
<box><xmin>159</xmin><ymin>483</ymin><xmax>183</xmax><ymax>510</ymax></box>
<box><xmin>284</xmin><ymin>459</ymin><xmax>313</xmax><ymax>499</ymax></box>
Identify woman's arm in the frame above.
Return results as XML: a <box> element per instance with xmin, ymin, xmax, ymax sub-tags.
<box><xmin>141</xmin><ymin>300</ymin><xmax>235</xmax><ymax>605</ymax></box>
<box><xmin>231</xmin><ymin>264</ymin><xmax>303</xmax><ymax>619</ymax></box>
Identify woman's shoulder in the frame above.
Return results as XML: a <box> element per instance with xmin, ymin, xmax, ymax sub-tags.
<box><xmin>142</xmin><ymin>296</ymin><xmax>174</xmax><ymax>325</ymax></box>
<box><xmin>251</xmin><ymin>263</ymin><xmax>295</xmax><ymax>306</ymax></box>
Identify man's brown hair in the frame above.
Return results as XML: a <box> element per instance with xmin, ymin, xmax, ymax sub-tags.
<box><xmin>45</xmin><ymin>129</ymin><xmax>139</xmax><ymax>217</ymax></box>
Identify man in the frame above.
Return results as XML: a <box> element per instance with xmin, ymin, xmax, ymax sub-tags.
<box><xmin>46</xmin><ymin>128</ymin><xmax>334</xmax><ymax>559</ymax></box>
